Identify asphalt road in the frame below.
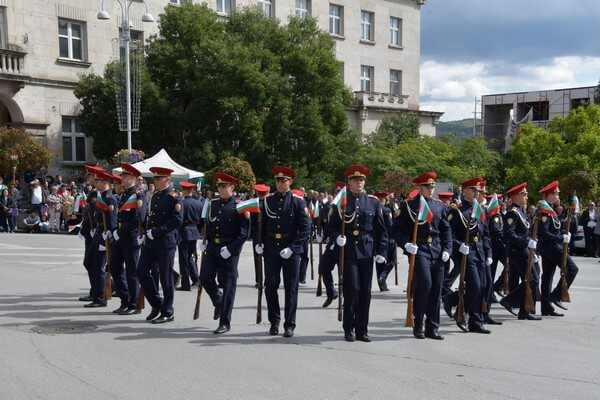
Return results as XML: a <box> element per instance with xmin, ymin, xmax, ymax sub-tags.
<box><xmin>1</xmin><ymin>233</ymin><xmax>599</xmax><ymax>400</ymax></box>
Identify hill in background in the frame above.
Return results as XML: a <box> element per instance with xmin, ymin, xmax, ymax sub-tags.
<box><xmin>436</xmin><ymin>118</ymin><xmax>481</xmax><ymax>137</ymax></box>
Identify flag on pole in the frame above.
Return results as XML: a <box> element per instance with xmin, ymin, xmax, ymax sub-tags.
<box><xmin>487</xmin><ymin>193</ymin><xmax>500</xmax><ymax>216</ymax></box>
<box><xmin>470</xmin><ymin>200</ymin><xmax>485</xmax><ymax>221</ymax></box>
<box><xmin>538</xmin><ymin>200</ymin><xmax>557</xmax><ymax>217</ymax></box>
<box><xmin>332</xmin><ymin>186</ymin><xmax>347</xmax><ymax>209</ymax></box>
<box><xmin>417</xmin><ymin>195</ymin><xmax>434</xmax><ymax>223</ymax></box>
<box><xmin>73</xmin><ymin>193</ymin><xmax>87</xmax><ymax>213</ymax></box>
<box><xmin>201</xmin><ymin>199</ymin><xmax>211</xmax><ymax>219</ymax></box>
<box><xmin>571</xmin><ymin>194</ymin><xmax>580</xmax><ymax>214</ymax></box>
<box><xmin>95</xmin><ymin>195</ymin><xmax>108</xmax><ymax>212</ymax></box>
<box><xmin>236</xmin><ymin>197</ymin><xmax>260</xmax><ymax>214</ymax></box>
<box><xmin>309</xmin><ymin>201</ymin><xmax>320</xmax><ymax>218</ymax></box>
<box><xmin>119</xmin><ymin>193</ymin><xmax>138</xmax><ymax>212</ymax></box>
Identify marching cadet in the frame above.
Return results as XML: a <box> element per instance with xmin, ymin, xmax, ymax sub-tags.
<box><xmin>444</xmin><ymin>177</ymin><xmax>493</xmax><ymax>334</ymax></box>
<box><xmin>251</xmin><ymin>184</ymin><xmax>270</xmax><ymax>287</ymax></box>
<box><xmin>84</xmin><ymin>169</ymin><xmax>117</xmax><ymax>308</ymax></box>
<box><xmin>137</xmin><ymin>167</ymin><xmax>182</xmax><ymax>324</ymax></box>
<box><xmin>176</xmin><ymin>182</ymin><xmax>202</xmax><ymax>291</ymax></box>
<box><xmin>109</xmin><ymin>163</ymin><xmax>145</xmax><ymax>315</ymax></box>
<box><xmin>255</xmin><ymin>166</ymin><xmax>311</xmax><ymax>338</ymax></box>
<box><xmin>374</xmin><ymin>191</ymin><xmax>395</xmax><ymax>292</ymax></box>
<box><xmin>79</xmin><ymin>165</ymin><xmax>101</xmax><ymax>302</ymax></box>
<box><xmin>199</xmin><ymin>173</ymin><xmax>250</xmax><ymax>334</ymax></box>
<box><xmin>294</xmin><ymin>188</ymin><xmax>312</xmax><ymax>285</ymax></box>
<box><xmin>327</xmin><ymin>165</ymin><xmax>388</xmax><ymax>342</ymax></box>
<box><xmin>394</xmin><ymin>172</ymin><xmax>452</xmax><ymax>340</ymax></box>
<box><xmin>487</xmin><ymin>194</ymin><xmax>510</xmax><ymax>298</ymax></box>
<box><xmin>537</xmin><ymin>181</ymin><xmax>579</xmax><ymax>316</ymax></box>
<box><xmin>499</xmin><ymin>182</ymin><xmax>541</xmax><ymax>320</ymax></box>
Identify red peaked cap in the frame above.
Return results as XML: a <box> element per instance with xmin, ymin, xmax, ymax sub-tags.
<box><xmin>179</xmin><ymin>182</ymin><xmax>196</xmax><ymax>189</ymax></box>
<box><xmin>407</xmin><ymin>188</ymin><xmax>420</xmax><ymax>200</ymax></box>
<box><xmin>335</xmin><ymin>181</ymin><xmax>346</xmax><ymax>190</ymax></box>
<box><xmin>95</xmin><ymin>170</ymin><xmax>114</xmax><ymax>182</ymax></box>
<box><xmin>272</xmin><ymin>166</ymin><xmax>296</xmax><ymax>179</ymax></box>
<box><xmin>506</xmin><ymin>182</ymin><xmax>528</xmax><ymax>197</ymax></box>
<box><xmin>437</xmin><ymin>192</ymin><xmax>453</xmax><ymax>200</ymax></box>
<box><xmin>85</xmin><ymin>165</ymin><xmax>104</xmax><ymax>175</ymax></box>
<box><xmin>462</xmin><ymin>177</ymin><xmax>484</xmax><ymax>189</ymax></box>
<box><xmin>539</xmin><ymin>180</ymin><xmax>560</xmax><ymax>195</ymax></box>
<box><xmin>344</xmin><ymin>164</ymin><xmax>370</xmax><ymax>178</ymax></box>
<box><xmin>486</xmin><ymin>193</ymin><xmax>503</xmax><ymax>201</ymax></box>
<box><xmin>149</xmin><ymin>167</ymin><xmax>174</xmax><ymax>178</ymax></box>
<box><xmin>412</xmin><ymin>171</ymin><xmax>437</xmax><ymax>185</ymax></box>
<box><xmin>112</xmin><ymin>174</ymin><xmax>122</xmax><ymax>183</ymax></box>
<box><xmin>120</xmin><ymin>163</ymin><xmax>142</xmax><ymax>177</ymax></box>
<box><xmin>373</xmin><ymin>191</ymin><xmax>391</xmax><ymax>199</ymax></box>
<box><xmin>291</xmin><ymin>189</ymin><xmax>304</xmax><ymax>197</ymax></box>
<box><xmin>254</xmin><ymin>184</ymin><xmax>270</xmax><ymax>193</ymax></box>
<box><xmin>213</xmin><ymin>172</ymin><xmax>237</xmax><ymax>185</ymax></box>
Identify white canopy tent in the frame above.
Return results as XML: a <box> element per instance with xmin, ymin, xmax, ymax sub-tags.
<box><xmin>112</xmin><ymin>148</ymin><xmax>204</xmax><ymax>180</ymax></box>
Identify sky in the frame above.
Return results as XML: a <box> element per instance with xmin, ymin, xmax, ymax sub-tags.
<box><xmin>420</xmin><ymin>0</ymin><xmax>600</xmax><ymax>121</ymax></box>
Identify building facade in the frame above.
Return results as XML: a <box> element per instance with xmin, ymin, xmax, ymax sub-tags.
<box><xmin>0</xmin><ymin>0</ymin><xmax>438</xmax><ymax>178</ymax></box>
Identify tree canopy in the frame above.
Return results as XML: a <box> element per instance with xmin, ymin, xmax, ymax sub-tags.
<box><xmin>0</xmin><ymin>128</ymin><xmax>53</xmax><ymax>178</ymax></box>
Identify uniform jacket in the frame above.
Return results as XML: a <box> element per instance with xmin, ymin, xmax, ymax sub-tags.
<box><xmin>261</xmin><ymin>190</ymin><xmax>311</xmax><ymax>255</ymax></box>
<box><xmin>503</xmin><ymin>203</ymin><xmax>531</xmax><ymax>258</ymax></box>
<box><xmin>204</xmin><ymin>196</ymin><xmax>250</xmax><ymax>256</ymax></box>
<box><xmin>179</xmin><ymin>195</ymin><xmax>203</xmax><ymax>241</ymax></box>
<box><xmin>145</xmin><ymin>187</ymin><xmax>182</xmax><ymax>249</ymax></box>
<box><xmin>114</xmin><ymin>185</ymin><xmax>145</xmax><ymax>246</ymax></box>
<box><xmin>448</xmin><ymin>199</ymin><xmax>492</xmax><ymax>262</ymax></box>
<box><xmin>92</xmin><ymin>189</ymin><xmax>117</xmax><ymax>246</ymax></box>
<box><xmin>537</xmin><ymin>211</ymin><xmax>566</xmax><ymax>258</ymax></box>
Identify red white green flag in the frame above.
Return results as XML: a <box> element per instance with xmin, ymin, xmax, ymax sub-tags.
<box><xmin>95</xmin><ymin>195</ymin><xmax>108</xmax><ymax>212</ymax></box>
<box><xmin>487</xmin><ymin>193</ymin><xmax>500</xmax><ymax>216</ymax></box>
<box><xmin>471</xmin><ymin>200</ymin><xmax>485</xmax><ymax>221</ymax></box>
<box><xmin>332</xmin><ymin>186</ymin><xmax>347</xmax><ymax>209</ymax></box>
<box><xmin>417</xmin><ymin>195</ymin><xmax>434</xmax><ymax>223</ymax></box>
<box><xmin>538</xmin><ymin>200</ymin><xmax>557</xmax><ymax>217</ymax></box>
<box><xmin>309</xmin><ymin>201</ymin><xmax>320</xmax><ymax>218</ymax></box>
<box><xmin>236</xmin><ymin>197</ymin><xmax>260</xmax><ymax>214</ymax></box>
<box><xmin>119</xmin><ymin>193</ymin><xmax>138</xmax><ymax>212</ymax></box>
<box><xmin>571</xmin><ymin>195</ymin><xmax>580</xmax><ymax>214</ymax></box>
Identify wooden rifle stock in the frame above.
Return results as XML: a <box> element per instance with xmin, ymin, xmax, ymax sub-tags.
<box><xmin>404</xmin><ymin>216</ymin><xmax>419</xmax><ymax>327</ymax></box>
<box><xmin>316</xmin><ymin>218</ymin><xmax>323</xmax><ymax>297</ymax></box>
<box><xmin>102</xmin><ymin>211</ymin><xmax>112</xmax><ymax>301</ymax></box>
<box><xmin>456</xmin><ymin>222</ymin><xmax>471</xmax><ymax>326</ymax></box>
<box><xmin>524</xmin><ymin>215</ymin><xmax>539</xmax><ymax>313</ymax></box>
<box><xmin>560</xmin><ymin>207</ymin><xmax>573</xmax><ymax>303</ymax></box>
<box><xmin>256</xmin><ymin>210</ymin><xmax>263</xmax><ymax>324</ymax></box>
<box><xmin>394</xmin><ymin>246</ymin><xmax>399</xmax><ymax>286</ymax></box>
<box><xmin>193</xmin><ymin>216</ymin><xmax>208</xmax><ymax>320</ymax></box>
<box><xmin>502</xmin><ymin>255</ymin><xmax>510</xmax><ymax>295</ymax></box>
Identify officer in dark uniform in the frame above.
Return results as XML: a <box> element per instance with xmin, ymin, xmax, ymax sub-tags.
<box><xmin>109</xmin><ymin>163</ymin><xmax>145</xmax><ymax>315</ymax></box>
<box><xmin>84</xmin><ymin>169</ymin><xmax>117</xmax><ymax>308</ymax></box>
<box><xmin>393</xmin><ymin>172</ymin><xmax>452</xmax><ymax>340</ymax></box>
<box><xmin>536</xmin><ymin>181</ymin><xmax>579</xmax><ymax>316</ymax></box>
<box><xmin>251</xmin><ymin>184</ymin><xmax>270</xmax><ymax>287</ymax></box>
<box><xmin>255</xmin><ymin>166</ymin><xmax>311</xmax><ymax>338</ymax></box>
<box><xmin>137</xmin><ymin>167</ymin><xmax>182</xmax><ymax>323</ymax></box>
<box><xmin>436</xmin><ymin>191</ymin><xmax>454</xmax><ymax>303</ymax></box>
<box><xmin>176</xmin><ymin>181</ymin><xmax>202</xmax><ymax>291</ymax></box>
<box><xmin>499</xmin><ymin>182</ymin><xmax>541</xmax><ymax>320</ymax></box>
<box><xmin>488</xmin><ymin>194</ymin><xmax>509</xmax><ymax>298</ymax></box>
<box><xmin>79</xmin><ymin>165</ymin><xmax>101</xmax><ymax>302</ymax></box>
<box><xmin>295</xmin><ymin>188</ymin><xmax>312</xmax><ymax>285</ymax></box>
<box><xmin>374</xmin><ymin>191</ymin><xmax>395</xmax><ymax>292</ymax></box>
<box><xmin>327</xmin><ymin>165</ymin><xmax>388</xmax><ymax>343</ymax></box>
<box><xmin>199</xmin><ymin>172</ymin><xmax>250</xmax><ymax>334</ymax></box>
<box><xmin>444</xmin><ymin>177</ymin><xmax>493</xmax><ymax>334</ymax></box>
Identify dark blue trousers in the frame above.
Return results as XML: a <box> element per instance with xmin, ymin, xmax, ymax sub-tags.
<box><xmin>137</xmin><ymin>245</ymin><xmax>176</xmax><ymax>317</ymax></box>
<box><xmin>264</xmin><ymin>253</ymin><xmax>300</xmax><ymax>330</ymax></box>
<box><xmin>83</xmin><ymin>237</ymin><xmax>94</xmax><ymax>296</ymax></box>
<box><xmin>376</xmin><ymin>242</ymin><xmax>396</xmax><ymax>282</ymax></box>
<box><xmin>178</xmin><ymin>240</ymin><xmax>199</xmax><ymax>290</ymax></box>
<box><xmin>540</xmin><ymin>251</ymin><xmax>578</xmax><ymax>313</ymax></box>
<box><xmin>412</xmin><ymin>254</ymin><xmax>444</xmax><ymax>331</ymax></box>
<box><xmin>342</xmin><ymin>257</ymin><xmax>373</xmax><ymax>336</ymax></box>
<box><xmin>199</xmin><ymin>251</ymin><xmax>239</xmax><ymax>327</ymax></box>
<box><xmin>110</xmin><ymin>242</ymin><xmax>140</xmax><ymax>308</ymax></box>
<box><xmin>90</xmin><ymin>242</ymin><xmax>107</xmax><ymax>305</ymax></box>
<box><xmin>318</xmin><ymin>245</ymin><xmax>338</xmax><ymax>299</ymax></box>
<box><xmin>504</xmin><ymin>254</ymin><xmax>539</xmax><ymax>313</ymax></box>
<box><xmin>446</xmin><ymin>255</ymin><xmax>485</xmax><ymax>327</ymax></box>
<box><xmin>298</xmin><ymin>240</ymin><xmax>310</xmax><ymax>283</ymax></box>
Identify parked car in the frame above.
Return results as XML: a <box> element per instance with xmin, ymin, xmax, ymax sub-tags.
<box><xmin>573</xmin><ymin>224</ymin><xmax>585</xmax><ymax>255</ymax></box>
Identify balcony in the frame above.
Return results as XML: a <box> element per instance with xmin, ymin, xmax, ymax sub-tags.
<box><xmin>354</xmin><ymin>91</ymin><xmax>410</xmax><ymax>111</ymax></box>
<box><xmin>0</xmin><ymin>48</ymin><xmax>26</xmax><ymax>75</ymax></box>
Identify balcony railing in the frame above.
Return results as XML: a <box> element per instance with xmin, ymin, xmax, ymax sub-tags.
<box><xmin>0</xmin><ymin>48</ymin><xmax>26</xmax><ymax>75</ymax></box>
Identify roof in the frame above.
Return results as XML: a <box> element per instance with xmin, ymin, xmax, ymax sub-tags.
<box><xmin>111</xmin><ymin>148</ymin><xmax>204</xmax><ymax>180</ymax></box>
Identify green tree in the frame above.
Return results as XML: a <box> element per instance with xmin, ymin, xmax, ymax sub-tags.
<box><xmin>0</xmin><ymin>128</ymin><xmax>53</xmax><ymax>176</ymax></box>
<box><xmin>560</xmin><ymin>171</ymin><xmax>597</xmax><ymax>203</ymax></box>
<box><xmin>206</xmin><ymin>156</ymin><xmax>256</xmax><ymax>194</ymax></box>
<box><xmin>368</xmin><ymin>113</ymin><xmax>420</xmax><ymax>147</ymax></box>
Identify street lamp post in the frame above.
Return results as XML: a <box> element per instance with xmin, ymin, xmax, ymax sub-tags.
<box><xmin>97</xmin><ymin>0</ymin><xmax>154</xmax><ymax>151</ymax></box>
<box><xmin>10</xmin><ymin>153</ymin><xmax>18</xmax><ymax>186</ymax></box>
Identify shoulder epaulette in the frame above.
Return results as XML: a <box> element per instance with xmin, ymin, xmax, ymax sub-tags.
<box><xmin>433</xmin><ymin>198</ymin><xmax>443</xmax><ymax>203</ymax></box>
<box><xmin>367</xmin><ymin>194</ymin><xmax>378</xmax><ymax>200</ymax></box>
<box><xmin>169</xmin><ymin>192</ymin><xmax>178</xmax><ymax>199</ymax></box>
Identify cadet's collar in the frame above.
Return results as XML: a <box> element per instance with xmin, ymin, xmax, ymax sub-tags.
<box><xmin>277</xmin><ymin>190</ymin><xmax>289</xmax><ymax>197</ymax></box>
<box><xmin>221</xmin><ymin>196</ymin><xmax>232</xmax><ymax>203</ymax></box>
<box><xmin>463</xmin><ymin>198</ymin><xmax>473</xmax><ymax>206</ymax></box>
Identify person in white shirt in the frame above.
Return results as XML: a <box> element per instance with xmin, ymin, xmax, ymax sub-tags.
<box><xmin>581</xmin><ymin>202</ymin><xmax>597</xmax><ymax>257</ymax></box>
<box><xmin>29</xmin><ymin>179</ymin><xmax>44</xmax><ymax>217</ymax></box>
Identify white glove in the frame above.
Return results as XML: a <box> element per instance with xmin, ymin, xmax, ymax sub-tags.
<box><xmin>533</xmin><ymin>254</ymin><xmax>540</xmax><ymax>264</ymax></box>
<box><xmin>316</xmin><ymin>234</ymin><xmax>323</xmax><ymax>243</ymax></box>
<box><xmin>99</xmin><ymin>244</ymin><xmax>106</xmax><ymax>251</ymax></box>
<box><xmin>563</xmin><ymin>233</ymin><xmax>571</xmax><ymax>244</ymax></box>
<box><xmin>336</xmin><ymin>235</ymin><xmax>347</xmax><ymax>247</ymax></box>
<box><xmin>459</xmin><ymin>243</ymin><xmax>470</xmax><ymax>255</ymax></box>
<box><xmin>375</xmin><ymin>255</ymin><xmax>386</xmax><ymax>264</ymax></box>
<box><xmin>329</xmin><ymin>243</ymin><xmax>335</xmax><ymax>251</ymax></box>
<box><xmin>137</xmin><ymin>235</ymin><xmax>145</xmax><ymax>246</ymax></box>
<box><xmin>254</xmin><ymin>244</ymin><xmax>264</xmax><ymax>255</ymax></box>
<box><xmin>112</xmin><ymin>230</ymin><xmax>120</xmax><ymax>241</ymax></box>
<box><xmin>279</xmin><ymin>247</ymin><xmax>293</xmax><ymax>259</ymax></box>
<box><xmin>528</xmin><ymin>239</ymin><xmax>537</xmax><ymax>249</ymax></box>
<box><xmin>220</xmin><ymin>246</ymin><xmax>231</xmax><ymax>259</ymax></box>
<box><xmin>102</xmin><ymin>230</ymin><xmax>111</xmax><ymax>241</ymax></box>
<box><xmin>90</xmin><ymin>229</ymin><xmax>96</xmax><ymax>237</ymax></box>
<box><xmin>146</xmin><ymin>229</ymin><xmax>154</xmax><ymax>241</ymax></box>
<box><xmin>441</xmin><ymin>251</ymin><xmax>450</xmax><ymax>262</ymax></box>
<box><xmin>77</xmin><ymin>232</ymin><xmax>84</xmax><ymax>240</ymax></box>
<box><xmin>486</xmin><ymin>257</ymin><xmax>493</xmax><ymax>266</ymax></box>
<box><xmin>404</xmin><ymin>242</ymin><xmax>418</xmax><ymax>255</ymax></box>
<box><xmin>200</xmin><ymin>242</ymin><xmax>207</xmax><ymax>252</ymax></box>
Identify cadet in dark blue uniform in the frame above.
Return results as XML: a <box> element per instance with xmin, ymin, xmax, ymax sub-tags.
<box><xmin>251</xmin><ymin>184</ymin><xmax>270</xmax><ymax>287</ymax></box>
<box><xmin>255</xmin><ymin>166</ymin><xmax>311</xmax><ymax>338</ymax></box>
<box><xmin>137</xmin><ymin>167</ymin><xmax>182</xmax><ymax>324</ymax></box>
<box><xmin>487</xmin><ymin>193</ymin><xmax>510</xmax><ymax>298</ymax></box>
<box><xmin>374</xmin><ymin>192</ymin><xmax>395</xmax><ymax>292</ymax></box>
<box><xmin>176</xmin><ymin>181</ymin><xmax>202</xmax><ymax>291</ymax></box>
<box><xmin>199</xmin><ymin>172</ymin><xmax>250</xmax><ymax>334</ymax></box>
<box><xmin>78</xmin><ymin>165</ymin><xmax>101</xmax><ymax>302</ymax></box>
<box><xmin>327</xmin><ymin>165</ymin><xmax>388</xmax><ymax>343</ymax></box>
<box><xmin>499</xmin><ymin>182</ymin><xmax>541</xmax><ymax>320</ymax></box>
<box><xmin>393</xmin><ymin>172</ymin><xmax>452</xmax><ymax>340</ymax></box>
<box><xmin>84</xmin><ymin>169</ymin><xmax>117</xmax><ymax>308</ymax></box>
<box><xmin>444</xmin><ymin>177</ymin><xmax>493</xmax><ymax>334</ymax></box>
<box><xmin>109</xmin><ymin>163</ymin><xmax>145</xmax><ymax>315</ymax></box>
<box><xmin>296</xmin><ymin>189</ymin><xmax>312</xmax><ymax>285</ymax></box>
<box><xmin>537</xmin><ymin>181</ymin><xmax>578</xmax><ymax>316</ymax></box>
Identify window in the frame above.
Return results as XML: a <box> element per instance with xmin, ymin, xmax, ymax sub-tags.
<box><xmin>0</xmin><ymin>7</ymin><xmax>7</xmax><ymax>49</ymax></box>
<box><xmin>58</xmin><ymin>20</ymin><xmax>85</xmax><ymax>61</ymax></box>
<box><xmin>360</xmin><ymin>66</ymin><xmax>373</xmax><ymax>92</ymax></box>
<box><xmin>258</xmin><ymin>0</ymin><xmax>273</xmax><ymax>18</ymax></box>
<box><xmin>360</xmin><ymin>11</ymin><xmax>374</xmax><ymax>42</ymax></box>
<box><xmin>169</xmin><ymin>0</ymin><xmax>187</xmax><ymax>4</ymax></box>
<box><xmin>295</xmin><ymin>0</ymin><xmax>310</xmax><ymax>18</ymax></box>
<box><xmin>118</xmin><ymin>29</ymin><xmax>143</xmax><ymax>61</ymax></box>
<box><xmin>329</xmin><ymin>4</ymin><xmax>343</xmax><ymax>36</ymax></box>
<box><xmin>389</xmin><ymin>69</ymin><xmax>402</xmax><ymax>95</ymax></box>
<box><xmin>390</xmin><ymin>17</ymin><xmax>402</xmax><ymax>46</ymax></box>
<box><xmin>62</xmin><ymin>117</ymin><xmax>87</xmax><ymax>163</ymax></box>
<box><xmin>217</xmin><ymin>0</ymin><xmax>233</xmax><ymax>15</ymax></box>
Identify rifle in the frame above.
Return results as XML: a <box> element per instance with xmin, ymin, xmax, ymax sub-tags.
<box><xmin>524</xmin><ymin>213</ymin><xmax>539</xmax><ymax>313</ymax></box>
<box><xmin>456</xmin><ymin>218</ymin><xmax>471</xmax><ymax>327</ymax></box>
<box><xmin>316</xmin><ymin>217</ymin><xmax>323</xmax><ymax>297</ymax></box>
<box><xmin>256</xmin><ymin>210</ymin><xmax>264</xmax><ymax>324</ymax></box>
<box><xmin>502</xmin><ymin>255</ymin><xmax>510</xmax><ymax>295</ymax></box>
<box><xmin>102</xmin><ymin>210</ymin><xmax>112</xmax><ymax>301</ymax></box>
<box><xmin>337</xmin><ymin>205</ymin><xmax>346</xmax><ymax>322</ymax></box>
<box><xmin>404</xmin><ymin>212</ymin><xmax>419</xmax><ymax>327</ymax></box>
<box><xmin>309</xmin><ymin>225</ymin><xmax>314</xmax><ymax>281</ymax></box>
<box><xmin>559</xmin><ymin>206</ymin><xmax>573</xmax><ymax>303</ymax></box>
<box><xmin>193</xmin><ymin>209</ymin><xmax>208</xmax><ymax>320</ymax></box>
<box><xmin>394</xmin><ymin>246</ymin><xmax>399</xmax><ymax>286</ymax></box>
<box><xmin>135</xmin><ymin>203</ymin><xmax>145</xmax><ymax>310</ymax></box>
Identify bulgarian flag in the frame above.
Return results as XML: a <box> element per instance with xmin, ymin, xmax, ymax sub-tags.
<box><xmin>487</xmin><ymin>193</ymin><xmax>500</xmax><ymax>216</ymax></box>
<box><xmin>201</xmin><ymin>199</ymin><xmax>211</xmax><ymax>219</ymax></box>
<box><xmin>538</xmin><ymin>200</ymin><xmax>557</xmax><ymax>217</ymax></box>
<box><xmin>119</xmin><ymin>193</ymin><xmax>138</xmax><ymax>212</ymax></box>
<box><xmin>332</xmin><ymin>186</ymin><xmax>347</xmax><ymax>209</ymax></box>
<box><xmin>73</xmin><ymin>193</ymin><xmax>87</xmax><ymax>213</ymax></box>
<box><xmin>571</xmin><ymin>194</ymin><xmax>580</xmax><ymax>214</ymax></box>
<box><xmin>236</xmin><ymin>197</ymin><xmax>260</xmax><ymax>214</ymax></box>
<box><xmin>309</xmin><ymin>201</ymin><xmax>320</xmax><ymax>218</ymax></box>
<box><xmin>95</xmin><ymin>195</ymin><xmax>109</xmax><ymax>212</ymax></box>
<box><xmin>417</xmin><ymin>195</ymin><xmax>434</xmax><ymax>223</ymax></box>
<box><xmin>471</xmin><ymin>200</ymin><xmax>485</xmax><ymax>221</ymax></box>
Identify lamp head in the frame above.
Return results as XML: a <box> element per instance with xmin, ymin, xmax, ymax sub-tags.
<box><xmin>97</xmin><ymin>9</ymin><xmax>110</xmax><ymax>20</ymax></box>
<box><xmin>142</xmin><ymin>13</ymin><xmax>154</xmax><ymax>22</ymax></box>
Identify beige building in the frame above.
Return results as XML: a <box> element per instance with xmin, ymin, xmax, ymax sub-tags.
<box><xmin>0</xmin><ymin>0</ymin><xmax>438</xmax><ymax>177</ymax></box>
